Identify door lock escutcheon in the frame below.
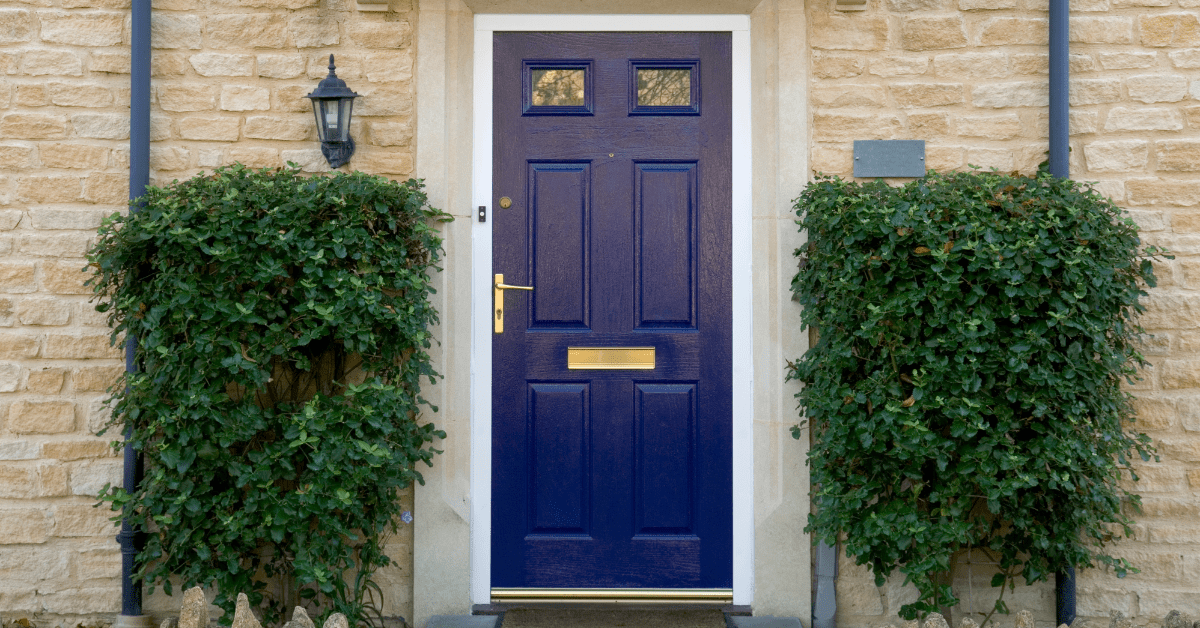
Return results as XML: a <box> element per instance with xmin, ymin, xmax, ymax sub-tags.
<box><xmin>494</xmin><ymin>273</ymin><xmax>533</xmax><ymax>334</ymax></box>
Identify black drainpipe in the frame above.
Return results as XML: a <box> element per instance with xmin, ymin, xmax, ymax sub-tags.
<box><xmin>117</xmin><ymin>0</ymin><xmax>151</xmax><ymax>625</ymax></box>
<box><xmin>1048</xmin><ymin>0</ymin><xmax>1076</xmax><ymax>624</ymax></box>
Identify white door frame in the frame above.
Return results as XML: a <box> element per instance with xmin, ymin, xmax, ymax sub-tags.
<box><xmin>469</xmin><ymin>14</ymin><xmax>754</xmax><ymax>606</ymax></box>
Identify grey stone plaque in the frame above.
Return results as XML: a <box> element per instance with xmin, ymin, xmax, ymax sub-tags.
<box><xmin>853</xmin><ymin>139</ymin><xmax>926</xmax><ymax>178</ymax></box>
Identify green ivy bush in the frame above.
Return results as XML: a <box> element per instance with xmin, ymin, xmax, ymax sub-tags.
<box><xmin>89</xmin><ymin>164</ymin><xmax>452</xmax><ymax>626</ymax></box>
<box><xmin>788</xmin><ymin>170</ymin><xmax>1168</xmax><ymax>620</ymax></box>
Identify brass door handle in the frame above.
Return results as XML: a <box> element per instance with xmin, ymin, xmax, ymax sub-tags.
<box><xmin>494</xmin><ymin>273</ymin><xmax>533</xmax><ymax>334</ymax></box>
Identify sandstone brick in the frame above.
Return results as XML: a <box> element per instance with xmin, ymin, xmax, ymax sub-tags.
<box><xmin>37</xmin><ymin>10</ymin><xmax>123</xmax><ymax>46</ymax></box>
<box><xmin>813</xmin><ymin>53</ymin><xmax>864</xmax><ymax>79</ymax></box>
<box><xmin>811</xmin><ymin>144</ymin><xmax>852</xmax><ymax>174</ymax></box>
<box><xmin>229</xmin><ymin>0</ymin><xmax>320</xmax><ymax>8</ymax></box>
<box><xmin>46</xmin><ymin>82</ymin><xmax>113</xmax><ymax>108</ymax></box>
<box><xmin>957</xmin><ymin>113</ymin><xmax>1021</xmax><ymax>139</ymax></box>
<box><xmin>1140</xmin><ymin>14</ymin><xmax>1200</xmax><ymax>47</ymax></box>
<box><xmin>346</xmin><ymin>20</ymin><xmax>410</xmax><ymax>49</ymax></box>
<box><xmin>150</xmin><ymin>13</ymin><xmax>201</xmax><ymax>49</ymax></box>
<box><xmin>363</xmin><ymin>51</ymin><xmax>413</xmax><ymax>83</ymax></box>
<box><xmin>0</xmin><ymin>441</ymin><xmax>36</xmax><ymax>461</ymax></box>
<box><xmin>243</xmin><ymin>116</ymin><xmax>311</xmax><ymax>141</ymax></box>
<box><xmin>14</xmin><ymin>84</ymin><xmax>47</xmax><ymax>107</ymax></box>
<box><xmin>177</xmin><ymin>116</ymin><xmax>240</xmax><ymax>141</ymax></box>
<box><xmin>206</xmin><ymin>14</ymin><xmax>288</xmax><ymax>49</ymax></box>
<box><xmin>84</xmin><ymin>172</ymin><xmax>128</xmax><ymax>204</ymax></box>
<box><xmin>37</xmin><ymin>460</ymin><xmax>69</xmax><ymax>496</ymax></box>
<box><xmin>291</xmin><ymin>15</ymin><xmax>339</xmax><ymax>48</ymax></box>
<box><xmin>151</xmin><ymin>52</ymin><xmax>188</xmax><ymax>77</ymax></box>
<box><xmin>960</xmin><ymin>0</ymin><xmax>1017</xmax><ymax>8</ymax></box>
<box><xmin>811</xmin><ymin>85</ymin><xmax>887</xmax><ymax>108</ymax></box>
<box><xmin>1069</xmin><ymin>16</ymin><xmax>1133</xmax><ymax>43</ymax></box>
<box><xmin>868</xmin><ymin>56</ymin><xmax>929</xmax><ymax>78</ymax></box>
<box><xmin>1130</xmin><ymin>397</ymin><xmax>1175</xmax><ymax>430</ymax></box>
<box><xmin>1084</xmin><ymin>140</ymin><xmax>1148</xmax><ymax>173</ymax></box>
<box><xmin>1128</xmin><ymin>179</ymin><xmax>1200</xmax><ymax>206</ymax></box>
<box><xmin>1169</xmin><ymin>48</ymin><xmax>1200</xmax><ymax>69</ymax></box>
<box><xmin>1157</xmin><ymin>140</ymin><xmax>1200</xmax><ymax>172</ymax></box>
<box><xmin>811</xmin><ymin>13</ymin><xmax>888</xmax><ymax>51</ymax></box>
<box><xmin>933</xmin><ymin>52</ymin><xmax>1009</xmax><ymax>78</ymax></box>
<box><xmin>906</xmin><ymin>112</ymin><xmax>952</xmax><ymax>137</ymax></box>
<box><xmin>1069</xmin><ymin>78</ymin><xmax>1122</xmax><ymax>105</ymax></box>
<box><xmin>353</xmin><ymin>85</ymin><xmax>412</xmax><ymax>117</ymax></box>
<box><xmin>226</xmin><ymin>147</ymin><xmax>279</xmax><ymax>169</ymax></box>
<box><xmin>72</xmin><ymin>113</ymin><xmax>130</xmax><ymax>140</ymax></box>
<box><xmin>72</xmin><ymin>365</ymin><xmax>122</xmax><ymax>393</ymax></box>
<box><xmin>219</xmin><ymin>85</ymin><xmax>270</xmax><ymax>112</ymax></box>
<box><xmin>1124</xmin><ymin>464</ymin><xmax>1186</xmax><ymax>492</ymax></box>
<box><xmin>0</xmin><ymin>332</ymin><xmax>37</xmax><ymax>360</ymax></box>
<box><xmin>279</xmin><ymin>148</ymin><xmax>328</xmax><ymax>173</ymax></box>
<box><xmin>45</xmin><ymin>333</ymin><xmax>119</xmax><ymax>358</ymax></box>
<box><xmin>0</xmin><ymin>145</ymin><xmax>34</xmax><ymax>169</ymax></box>
<box><xmin>40</xmin><ymin>261</ymin><xmax>92</xmax><ymax>295</ymax></box>
<box><xmin>0</xmin><ymin>464</ymin><xmax>38</xmax><ymax>498</ymax></box>
<box><xmin>839</xmin><ymin>581</ymin><xmax>885</xmax><ymax>615</ymax></box>
<box><xmin>42</xmin><ymin>439</ymin><xmax>112</xmax><ymax>461</ymax></box>
<box><xmin>902</xmin><ymin>16</ymin><xmax>967</xmax><ymax>51</ymax></box>
<box><xmin>1104</xmin><ymin>107</ymin><xmax>1182</xmax><ymax>132</ymax></box>
<box><xmin>1099</xmin><ymin>51</ymin><xmax>1157</xmax><ymax>70</ymax></box>
<box><xmin>64</xmin><ymin>0</ymin><xmax>132</xmax><ymax>8</ymax></box>
<box><xmin>972</xmin><ymin>81</ymin><xmax>1048</xmax><ymax>107</ymax></box>
<box><xmin>1148</xmin><ymin>521</ymin><xmax>1200</xmax><ymax>544</ymax></box>
<box><xmin>157</xmin><ymin>84</ymin><xmax>214</xmax><ymax>112</ymax></box>
<box><xmin>1160</xmin><ymin>359</ymin><xmax>1200</xmax><ymax>388</ymax></box>
<box><xmin>18</xmin><ymin>233</ymin><xmax>93</xmax><ymax>258</ymax></box>
<box><xmin>21</xmin><ymin>50</ymin><xmax>82</xmax><ymax>76</ymax></box>
<box><xmin>1190</xmin><ymin>469</ymin><xmax>1200</xmax><ymax>487</ymax></box>
<box><xmin>9</xmin><ymin>400</ymin><xmax>75</xmax><ymax>434</ymax></box>
<box><xmin>257</xmin><ymin>53</ymin><xmax>305</xmax><ymax>79</ymax></box>
<box><xmin>149</xmin><ymin>146</ymin><xmax>190</xmax><ymax>171</ymax></box>
<box><xmin>1179</xmin><ymin>260</ymin><xmax>1200</xmax><ymax>289</ymax></box>
<box><xmin>813</xmin><ymin>112</ymin><xmax>902</xmax><ymax>141</ymax></box>
<box><xmin>53</xmin><ymin>503</ymin><xmax>112</xmax><ymax>537</ymax></box>
<box><xmin>0</xmin><ymin>113</ymin><xmax>67</xmax><ymax>139</ymax></box>
<box><xmin>1132</xmin><ymin>497</ymin><xmax>1200</xmax><ymax>519</ymax></box>
<box><xmin>979</xmin><ymin>17</ymin><xmax>1047</xmax><ymax>45</ymax></box>
<box><xmin>966</xmin><ymin>147</ymin><xmax>1014</xmax><ymax>171</ymax></box>
<box><xmin>307</xmin><ymin>53</ymin><xmax>362</xmax><ymax>81</ymax></box>
<box><xmin>1069</xmin><ymin>110</ymin><xmax>1099</xmax><ymax>134</ymax></box>
<box><xmin>272</xmin><ymin>84</ymin><xmax>313</xmax><ymax>113</ymax></box>
<box><xmin>19</xmin><ymin>297</ymin><xmax>70</xmax><ymax>326</ymax></box>
<box><xmin>40</xmin><ymin>586</ymin><xmax>120</xmax><ymax>614</ymax></box>
<box><xmin>0</xmin><ymin>9</ymin><xmax>33</xmax><ymax>43</ymax></box>
<box><xmin>39</xmin><ymin>143</ymin><xmax>109</xmax><ymax>170</ymax></box>
<box><xmin>69</xmin><ymin>459</ymin><xmax>120</xmax><ymax>496</ymax></box>
<box><xmin>0</xmin><ymin>211</ymin><xmax>20</xmax><ymax>231</ymax></box>
<box><xmin>76</xmin><ymin>548</ymin><xmax>121</xmax><ymax>580</ymax></box>
<box><xmin>1126</xmin><ymin>74</ymin><xmax>1189</xmax><ymax>103</ymax></box>
<box><xmin>886</xmin><ymin>0</ymin><xmax>949</xmax><ymax>9</ymax></box>
<box><xmin>0</xmin><ymin>509</ymin><xmax>50</xmax><ymax>544</ymax></box>
<box><xmin>890</xmin><ymin>83</ymin><xmax>964</xmax><ymax>108</ymax></box>
<box><xmin>19</xmin><ymin>175</ymin><xmax>83</xmax><ymax>203</ymax></box>
<box><xmin>198</xmin><ymin>148</ymin><xmax>223</xmax><ymax>168</ymax></box>
<box><xmin>90</xmin><ymin>51</ymin><xmax>130</xmax><ymax>74</ymax></box>
<box><xmin>367</xmin><ymin>121</ymin><xmax>411</xmax><ymax>147</ymax></box>
<box><xmin>189</xmin><ymin>52</ymin><xmax>253</xmax><ymax>77</ymax></box>
<box><xmin>1140</xmin><ymin>590</ymin><xmax>1200</xmax><ymax>619</ymax></box>
<box><xmin>353</xmin><ymin>148</ymin><xmax>413</xmax><ymax>176</ymax></box>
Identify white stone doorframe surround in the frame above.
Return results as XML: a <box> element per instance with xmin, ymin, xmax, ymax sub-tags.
<box><xmin>413</xmin><ymin>2</ymin><xmax>811</xmax><ymax>627</ymax></box>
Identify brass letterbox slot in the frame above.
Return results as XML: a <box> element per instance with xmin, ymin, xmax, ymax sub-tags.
<box><xmin>567</xmin><ymin>347</ymin><xmax>655</xmax><ymax>370</ymax></box>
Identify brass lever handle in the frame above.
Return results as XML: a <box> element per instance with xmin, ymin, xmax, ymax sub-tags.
<box><xmin>494</xmin><ymin>273</ymin><xmax>533</xmax><ymax>334</ymax></box>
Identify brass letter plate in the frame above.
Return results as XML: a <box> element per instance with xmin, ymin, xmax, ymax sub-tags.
<box><xmin>567</xmin><ymin>347</ymin><xmax>655</xmax><ymax>370</ymax></box>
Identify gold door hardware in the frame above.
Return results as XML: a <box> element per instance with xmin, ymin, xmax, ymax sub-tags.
<box><xmin>494</xmin><ymin>273</ymin><xmax>533</xmax><ymax>334</ymax></box>
<box><xmin>567</xmin><ymin>347</ymin><xmax>655</xmax><ymax>370</ymax></box>
<box><xmin>499</xmin><ymin>196</ymin><xmax>513</xmax><ymax>209</ymax></box>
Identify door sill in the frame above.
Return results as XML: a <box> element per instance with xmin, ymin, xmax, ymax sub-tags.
<box><xmin>489</xmin><ymin>588</ymin><xmax>733</xmax><ymax>605</ymax></box>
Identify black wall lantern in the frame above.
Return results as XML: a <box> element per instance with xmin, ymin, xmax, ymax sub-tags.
<box><xmin>306</xmin><ymin>55</ymin><xmax>359</xmax><ymax>169</ymax></box>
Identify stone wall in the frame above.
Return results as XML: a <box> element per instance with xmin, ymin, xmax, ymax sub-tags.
<box><xmin>0</xmin><ymin>0</ymin><xmax>416</xmax><ymax>623</ymax></box>
<box><xmin>807</xmin><ymin>0</ymin><xmax>1200</xmax><ymax>625</ymax></box>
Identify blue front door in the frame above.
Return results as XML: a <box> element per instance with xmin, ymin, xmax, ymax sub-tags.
<box><xmin>491</xmin><ymin>32</ymin><xmax>732</xmax><ymax>590</ymax></box>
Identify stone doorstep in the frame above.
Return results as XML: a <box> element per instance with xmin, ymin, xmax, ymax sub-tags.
<box><xmin>425</xmin><ymin>612</ymin><xmax>804</xmax><ymax>628</ymax></box>
<box><xmin>428</xmin><ymin>616</ymin><xmax>501</xmax><ymax>628</ymax></box>
<box><xmin>726</xmin><ymin>617</ymin><xmax>805</xmax><ymax>628</ymax></box>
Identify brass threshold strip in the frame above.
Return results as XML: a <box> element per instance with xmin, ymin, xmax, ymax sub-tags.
<box><xmin>491</xmin><ymin>588</ymin><xmax>733</xmax><ymax>605</ymax></box>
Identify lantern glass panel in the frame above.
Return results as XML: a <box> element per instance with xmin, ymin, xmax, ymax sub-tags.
<box><xmin>337</xmin><ymin>99</ymin><xmax>353</xmax><ymax>142</ymax></box>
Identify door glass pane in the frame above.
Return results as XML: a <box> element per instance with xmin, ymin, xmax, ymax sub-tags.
<box><xmin>637</xmin><ymin>68</ymin><xmax>691</xmax><ymax>107</ymax></box>
<box><xmin>531</xmin><ymin>68</ymin><xmax>586</xmax><ymax>107</ymax></box>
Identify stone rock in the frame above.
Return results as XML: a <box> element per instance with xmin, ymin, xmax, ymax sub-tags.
<box><xmin>1165</xmin><ymin>611</ymin><xmax>1195</xmax><ymax>628</ymax></box>
<box><xmin>231</xmin><ymin>593</ymin><xmax>263</xmax><ymax>628</ymax></box>
<box><xmin>960</xmin><ymin>618</ymin><xmax>979</xmax><ymax>628</ymax></box>
<box><xmin>284</xmin><ymin>606</ymin><xmax>316</xmax><ymax>628</ymax></box>
<box><xmin>178</xmin><ymin>586</ymin><xmax>208</xmax><ymax>628</ymax></box>
<box><xmin>1015</xmin><ymin>610</ymin><xmax>1035</xmax><ymax>628</ymax></box>
<box><xmin>160</xmin><ymin>619</ymin><xmax>174</xmax><ymax>628</ymax></box>
<box><xmin>923</xmin><ymin>614</ymin><xmax>949</xmax><ymax>628</ymax></box>
<box><xmin>902</xmin><ymin>621</ymin><xmax>920</xmax><ymax>628</ymax></box>
<box><xmin>322</xmin><ymin>613</ymin><xmax>349</xmax><ymax>628</ymax></box>
<box><xmin>1110</xmin><ymin>610</ymin><xmax>1133</xmax><ymax>628</ymax></box>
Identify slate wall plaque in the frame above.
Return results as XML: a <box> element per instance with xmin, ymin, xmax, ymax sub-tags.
<box><xmin>853</xmin><ymin>140</ymin><xmax>926</xmax><ymax>178</ymax></box>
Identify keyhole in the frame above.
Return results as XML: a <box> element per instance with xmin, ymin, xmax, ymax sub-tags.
<box><xmin>496</xmin><ymin>309</ymin><xmax>502</xmax><ymax>319</ymax></box>
<box><xmin>609</xmin><ymin>153</ymin><xmax>614</xmax><ymax>157</ymax></box>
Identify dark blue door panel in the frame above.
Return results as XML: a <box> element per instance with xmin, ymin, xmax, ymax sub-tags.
<box><xmin>492</xmin><ymin>32</ymin><xmax>732</xmax><ymax>590</ymax></box>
